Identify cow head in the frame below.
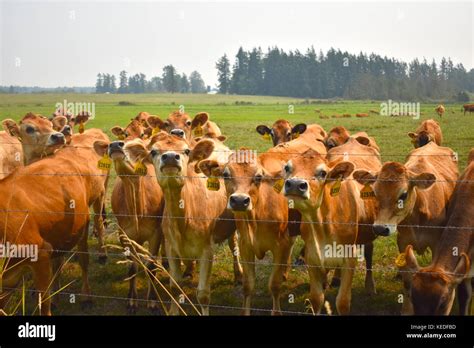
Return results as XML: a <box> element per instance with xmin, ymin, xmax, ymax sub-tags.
<box><xmin>406</xmin><ymin>245</ymin><xmax>471</xmax><ymax>315</ymax></box>
<box><xmin>147</xmin><ymin>111</ymin><xmax>210</xmax><ymax>140</ymax></box>
<box><xmin>281</xmin><ymin>149</ymin><xmax>354</xmax><ymax>215</ymax></box>
<box><xmin>256</xmin><ymin>120</ymin><xmax>307</xmax><ymax>146</ymax></box>
<box><xmin>2</xmin><ymin>112</ymin><xmax>65</xmax><ymax>164</ymax></box>
<box><xmin>408</xmin><ymin>131</ymin><xmax>432</xmax><ymax>148</ymax></box>
<box><xmin>325</xmin><ymin>126</ymin><xmax>351</xmax><ymax>149</ymax></box>
<box><xmin>353</xmin><ymin>162</ymin><xmax>436</xmax><ymax>236</ymax></box>
<box><xmin>199</xmin><ymin>149</ymin><xmax>271</xmax><ymax>215</ymax></box>
<box><xmin>111</xmin><ymin>119</ymin><xmax>148</xmax><ymax>141</ymax></box>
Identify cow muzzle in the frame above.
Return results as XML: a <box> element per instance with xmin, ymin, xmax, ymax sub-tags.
<box><xmin>160</xmin><ymin>151</ymin><xmax>182</xmax><ymax>172</ymax></box>
<box><xmin>284</xmin><ymin>178</ymin><xmax>310</xmax><ymax>199</ymax></box>
<box><xmin>170</xmin><ymin>129</ymin><xmax>185</xmax><ymax>139</ymax></box>
<box><xmin>228</xmin><ymin>193</ymin><xmax>251</xmax><ymax>211</ymax></box>
<box><xmin>108</xmin><ymin>141</ymin><xmax>125</xmax><ymax>159</ymax></box>
<box><xmin>372</xmin><ymin>223</ymin><xmax>397</xmax><ymax>236</ymax></box>
<box><xmin>48</xmin><ymin>132</ymin><xmax>66</xmax><ymax>146</ymax></box>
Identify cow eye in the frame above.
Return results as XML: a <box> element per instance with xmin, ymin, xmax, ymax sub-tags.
<box><xmin>150</xmin><ymin>149</ymin><xmax>158</xmax><ymax>158</ymax></box>
<box><xmin>254</xmin><ymin>174</ymin><xmax>263</xmax><ymax>184</ymax></box>
<box><xmin>284</xmin><ymin>164</ymin><xmax>290</xmax><ymax>173</ymax></box>
<box><xmin>186</xmin><ymin>120</ymin><xmax>192</xmax><ymax>126</ymax></box>
<box><xmin>25</xmin><ymin>126</ymin><xmax>35</xmax><ymax>134</ymax></box>
<box><xmin>286</xmin><ymin>131</ymin><xmax>291</xmax><ymax>139</ymax></box>
<box><xmin>317</xmin><ymin>170</ymin><xmax>327</xmax><ymax>180</ymax></box>
<box><xmin>399</xmin><ymin>191</ymin><xmax>408</xmax><ymax>201</ymax></box>
<box><xmin>223</xmin><ymin>170</ymin><xmax>230</xmax><ymax>180</ymax></box>
<box><xmin>184</xmin><ymin>149</ymin><xmax>191</xmax><ymax>156</ymax></box>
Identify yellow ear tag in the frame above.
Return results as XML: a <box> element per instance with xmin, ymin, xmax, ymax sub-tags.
<box><xmin>395</xmin><ymin>253</ymin><xmax>406</xmax><ymax>267</ymax></box>
<box><xmin>206</xmin><ymin>177</ymin><xmax>220</xmax><ymax>191</ymax></box>
<box><xmin>292</xmin><ymin>132</ymin><xmax>300</xmax><ymax>140</ymax></box>
<box><xmin>117</xmin><ymin>134</ymin><xmax>126</xmax><ymax>140</ymax></box>
<box><xmin>78</xmin><ymin>121</ymin><xmax>85</xmax><ymax>134</ymax></box>
<box><xmin>97</xmin><ymin>154</ymin><xmax>112</xmax><ymax>171</ymax></box>
<box><xmin>330</xmin><ymin>177</ymin><xmax>342</xmax><ymax>197</ymax></box>
<box><xmin>193</xmin><ymin>123</ymin><xmax>203</xmax><ymax>137</ymax></box>
<box><xmin>273</xmin><ymin>178</ymin><xmax>284</xmax><ymax>193</ymax></box>
<box><xmin>360</xmin><ymin>184</ymin><xmax>375</xmax><ymax>199</ymax></box>
<box><xmin>152</xmin><ymin>127</ymin><xmax>160</xmax><ymax>136</ymax></box>
<box><xmin>134</xmin><ymin>161</ymin><xmax>147</xmax><ymax>176</ymax></box>
<box><xmin>262</xmin><ymin>133</ymin><xmax>271</xmax><ymax>141</ymax></box>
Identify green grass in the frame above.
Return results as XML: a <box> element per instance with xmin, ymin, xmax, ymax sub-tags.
<box><xmin>1</xmin><ymin>93</ymin><xmax>473</xmax><ymax>315</ymax></box>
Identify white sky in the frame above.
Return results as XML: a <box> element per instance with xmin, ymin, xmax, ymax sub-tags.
<box><xmin>0</xmin><ymin>0</ymin><xmax>472</xmax><ymax>87</ymax></box>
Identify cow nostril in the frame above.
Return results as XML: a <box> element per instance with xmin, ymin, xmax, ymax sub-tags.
<box><xmin>285</xmin><ymin>180</ymin><xmax>292</xmax><ymax>189</ymax></box>
<box><xmin>230</xmin><ymin>196</ymin><xmax>236</xmax><ymax>204</ymax></box>
<box><xmin>298</xmin><ymin>182</ymin><xmax>308</xmax><ymax>191</ymax></box>
<box><xmin>118</xmin><ymin>141</ymin><xmax>124</xmax><ymax>147</ymax></box>
<box><xmin>174</xmin><ymin>154</ymin><xmax>180</xmax><ymax>160</ymax></box>
<box><xmin>162</xmin><ymin>154</ymin><xmax>168</xmax><ymax>161</ymax></box>
<box><xmin>243</xmin><ymin>197</ymin><xmax>250</xmax><ymax>206</ymax></box>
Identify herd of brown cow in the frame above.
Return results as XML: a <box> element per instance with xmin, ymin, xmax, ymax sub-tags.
<box><xmin>0</xmin><ymin>110</ymin><xmax>472</xmax><ymax>316</ymax></box>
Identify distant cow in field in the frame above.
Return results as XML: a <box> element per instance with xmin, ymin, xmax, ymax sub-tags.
<box><xmin>463</xmin><ymin>104</ymin><xmax>474</xmax><ymax>115</ymax></box>
<box><xmin>408</xmin><ymin>149</ymin><xmax>474</xmax><ymax>315</ymax></box>
<box><xmin>353</xmin><ymin>142</ymin><xmax>458</xmax><ymax>314</ymax></box>
<box><xmin>407</xmin><ymin>119</ymin><xmax>443</xmax><ymax>148</ymax></box>
<box><xmin>325</xmin><ymin>126</ymin><xmax>380</xmax><ymax>152</ymax></box>
<box><xmin>256</xmin><ymin>119</ymin><xmax>326</xmax><ymax>147</ymax></box>
<box><xmin>435</xmin><ymin>105</ymin><xmax>445</xmax><ymax>117</ymax></box>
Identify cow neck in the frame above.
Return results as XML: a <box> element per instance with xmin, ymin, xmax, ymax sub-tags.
<box><xmin>233</xmin><ymin>210</ymin><xmax>257</xmax><ymax>249</ymax></box>
<box><xmin>114</xmin><ymin>159</ymin><xmax>146</xmax><ymax>218</ymax></box>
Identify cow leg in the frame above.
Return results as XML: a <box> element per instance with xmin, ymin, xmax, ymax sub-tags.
<box><xmin>165</xmin><ymin>242</ymin><xmax>183</xmax><ymax>316</ymax></box>
<box><xmin>240</xmin><ymin>242</ymin><xmax>256</xmax><ymax>316</ymax></box>
<box><xmin>127</xmin><ymin>262</ymin><xmax>138</xmax><ymax>314</ymax></box>
<box><xmin>336</xmin><ymin>258</ymin><xmax>356</xmax><ymax>315</ymax></box>
<box><xmin>269</xmin><ymin>243</ymin><xmax>292</xmax><ymax>316</ymax></box>
<box><xmin>31</xmin><ymin>253</ymin><xmax>53</xmax><ymax>316</ymax></box>
<box><xmin>197</xmin><ymin>248</ymin><xmax>214</xmax><ymax>316</ymax></box>
<box><xmin>305</xmin><ymin>242</ymin><xmax>325</xmax><ymax>314</ymax></box>
<box><xmin>146</xmin><ymin>231</ymin><xmax>162</xmax><ymax>312</ymax></box>
<box><xmin>92</xmin><ymin>199</ymin><xmax>107</xmax><ymax>264</ymax></box>
<box><xmin>457</xmin><ymin>278</ymin><xmax>472</xmax><ymax>315</ymax></box>
<box><xmin>364</xmin><ymin>242</ymin><xmax>376</xmax><ymax>295</ymax></box>
<box><xmin>78</xmin><ymin>225</ymin><xmax>92</xmax><ymax>308</ymax></box>
<box><xmin>228</xmin><ymin>231</ymin><xmax>243</xmax><ymax>285</ymax></box>
<box><xmin>50</xmin><ymin>255</ymin><xmax>64</xmax><ymax>309</ymax></box>
<box><xmin>182</xmin><ymin>260</ymin><xmax>195</xmax><ymax>279</ymax></box>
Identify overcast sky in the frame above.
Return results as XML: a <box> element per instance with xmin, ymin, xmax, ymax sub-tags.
<box><xmin>0</xmin><ymin>0</ymin><xmax>472</xmax><ymax>88</ymax></box>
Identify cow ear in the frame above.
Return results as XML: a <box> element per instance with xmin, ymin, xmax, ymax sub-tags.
<box><xmin>198</xmin><ymin>159</ymin><xmax>223</xmax><ymax>177</ymax></box>
<box><xmin>189</xmin><ymin>139</ymin><xmax>215</xmax><ymax>162</ymax></box>
<box><xmin>452</xmin><ymin>253</ymin><xmax>471</xmax><ymax>284</ymax></box>
<box><xmin>355</xmin><ymin>135</ymin><xmax>370</xmax><ymax>146</ymax></box>
<box><xmin>51</xmin><ymin>116</ymin><xmax>67</xmax><ymax>131</ymax></box>
<box><xmin>75</xmin><ymin>113</ymin><xmax>90</xmax><ymax>124</ymax></box>
<box><xmin>2</xmin><ymin>119</ymin><xmax>21</xmax><ymax>138</ymax></box>
<box><xmin>291</xmin><ymin>123</ymin><xmax>307</xmax><ymax>136</ymax></box>
<box><xmin>407</xmin><ymin>132</ymin><xmax>417</xmax><ymax>140</ymax></box>
<box><xmin>256</xmin><ymin>125</ymin><xmax>271</xmax><ymax>136</ymax></box>
<box><xmin>125</xmin><ymin>141</ymin><xmax>151</xmax><ymax>164</ymax></box>
<box><xmin>111</xmin><ymin>126</ymin><xmax>125</xmax><ymax>137</ymax></box>
<box><xmin>93</xmin><ymin>140</ymin><xmax>109</xmax><ymax>157</ymax></box>
<box><xmin>192</xmin><ymin>112</ymin><xmax>209</xmax><ymax>129</ymax></box>
<box><xmin>467</xmin><ymin>149</ymin><xmax>474</xmax><ymax>165</ymax></box>
<box><xmin>328</xmin><ymin>161</ymin><xmax>354</xmax><ymax>180</ymax></box>
<box><xmin>147</xmin><ymin>116</ymin><xmax>166</xmax><ymax>129</ymax></box>
<box><xmin>353</xmin><ymin>170</ymin><xmax>378</xmax><ymax>186</ymax></box>
<box><xmin>409</xmin><ymin>172</ymin><xmax>436</xmax><ymax>190</ymax></box>
<box><xmin>217</xmin><ymin>135</ymin><xmax>227</xmax><ymax>142</ymax></box>
<box><xmin>405</xmin><ymin>245</ymin><xmax>419</xmax><ymax>271</ymax></box>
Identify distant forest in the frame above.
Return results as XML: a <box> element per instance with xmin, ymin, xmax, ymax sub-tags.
<box><xmin>216</xmin><ymin>47</ymin><xmax>473</xmax><ymax>101</ymax></box>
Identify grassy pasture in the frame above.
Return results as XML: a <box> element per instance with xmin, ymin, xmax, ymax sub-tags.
<box><xmin>0</xmin><ymin>93</ymin><xmax>473</xmax><ymax>315</ymax></box>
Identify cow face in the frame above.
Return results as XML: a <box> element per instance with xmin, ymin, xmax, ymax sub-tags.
<box><xmin>325</xmin><ymin>126</ymin><xmax>351</xmax><ymax>149</ymax></box>
<box><xmin>408</xmin><ymin>131</ymin><xmax>433</xmax><ymax>148</ymax></box>
<box><xmin>282</xmin><ymin>149</ymin><xmax>354</xmax><ymax>215</ymax></box>
<box><xmin>2</xmin><ymin>113</ymin><xmax>65</xmax><ymax>164</ymax></box>
<box><xmin>111</xmin><ymin>119</ymin><xmax>147</xmax><ymax>141</ymax></box>
<box><xmin>406</xmin><ymin>246</ymin><xmax>470</xmax><ymax>315</ymax></box>
<box><xmin>199</xmin><ymin>150</ymin><xmax>265</xmax><ymax>213</ymax></box>
<box><xmin>147</xmin><ymin>112</ymin><xmax>210</xmax><ymax>140</ymax></box>
<box><xmin>353</xmin><ymin>162</ymin><xmax>436</xmax><ymax>237</ymax></box>
<box><xmin>256</xmin><ymin>120</ymin><xmax>307</xmax><ymax>146</ymax></box>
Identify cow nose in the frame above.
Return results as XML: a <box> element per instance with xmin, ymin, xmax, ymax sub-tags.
<box><xmin>61</xmin><ymin>125</ymin><xmax>71</xmax><ymax>136</ymax></box>
<box><xmin>110</xmin><ymin>141</ymin><xmax>124</xmax><ymax>149</ymax></box>
<box><xmin>50</xmin><ymin>132</ymin><xmax>65</xmax><ymax>143</ymax></box>
<box><xmin>373</xmin><ymin>224</ymin><xmax>391</xmax><ymax>236</ymax></box>
<box><xmin>284</xmin><ymin>178</ymin><xmax>309</xmax><ymax>196</ymax></box>
<box><xmin>171</xmin><ymin>129</ymin><xmax>185</xmax><ymax>138</ymax></box>
<box><xmin>161</xmin><ymin>151</ymin><xmax>181</xmax><ymax>166</ymax></box>
<box><xmin>229</xmin><ymin>194</ymin><xmax>251</xmax><ymax>211</ymax></box>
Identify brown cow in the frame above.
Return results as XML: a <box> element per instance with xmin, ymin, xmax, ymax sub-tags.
<box><xmin>325</xmin><ymin>126</ymin><xmax>380</xmax><ymax>152</ymax></box>
<box><xmin>0</xmin><ymin>131</ymin><xmax>23</xmax><ymax>179</ymax></box>
<box><xmin>93</xmin><ymin>138</ymin><xmax>165</xmax><ymax>313</ymax></box>
<box><xmin>0</xmin><ymin>145</ymin><xmax>106</xmax><ymax>315</ymax></box>
<box><xmin>326</xmin><ymin>136</ymin><xmax>382</xmax><ymax>294</ymax></box>
<box><xmin>255</xmin><ymin>120</ymin><xmax>326</xmax><ymax>146</ymax></box>
<box><xmin>463</xmin><ymin>104</ymin><xmax>474</xmax><ymax>115</ymax></box>
<box><xmin>435</xmin><ymin>104</ymin><xmax>445</xmax><ymax>117</ymax></box>
<box><xmin>407</xmin><ymin>149</ymin><xmax>474</xmax><ymax>315</ymax></box>
<box><xmin>282</xmin><ymin>149</ymin><xmax>360</xmax><ymax>314</ymax></box>
<box><xmin>353</xmin><ymin>142</ymin><xmax>458</xmax><ymax>314</ymax></box>
<box><xmin>111</xmin><ymin>119</ymin><xmax>149</xmax><ymax>142</ymax></box>
<box><xmin>199</xmin><ymin>149</ymin><xmax>295</xmax><ymax>315</ymax></box>
<box><xmin>130</xmin><ymin>132</ymin><xmax>241</xmax><ymax>315</ymax></box>
<box><xmin>407</xmin><ymin>119</ymin><xmax>443</xmax><ymax>148</ymax></box>
<box><xmin>147</xmin><ymin>111</ymin><xmax>222</xmax><ymax>142</ymax></box>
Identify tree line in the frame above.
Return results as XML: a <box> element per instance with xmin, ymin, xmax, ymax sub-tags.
<box><xmin>216</xmin><ymin>47</ymin><xmax>474</xmax><ymax>101</ymax></box>
<box><xmin>95</xmin><ymin>67</ymin><xmax>208</xmax><ymax>94</ymax></box>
